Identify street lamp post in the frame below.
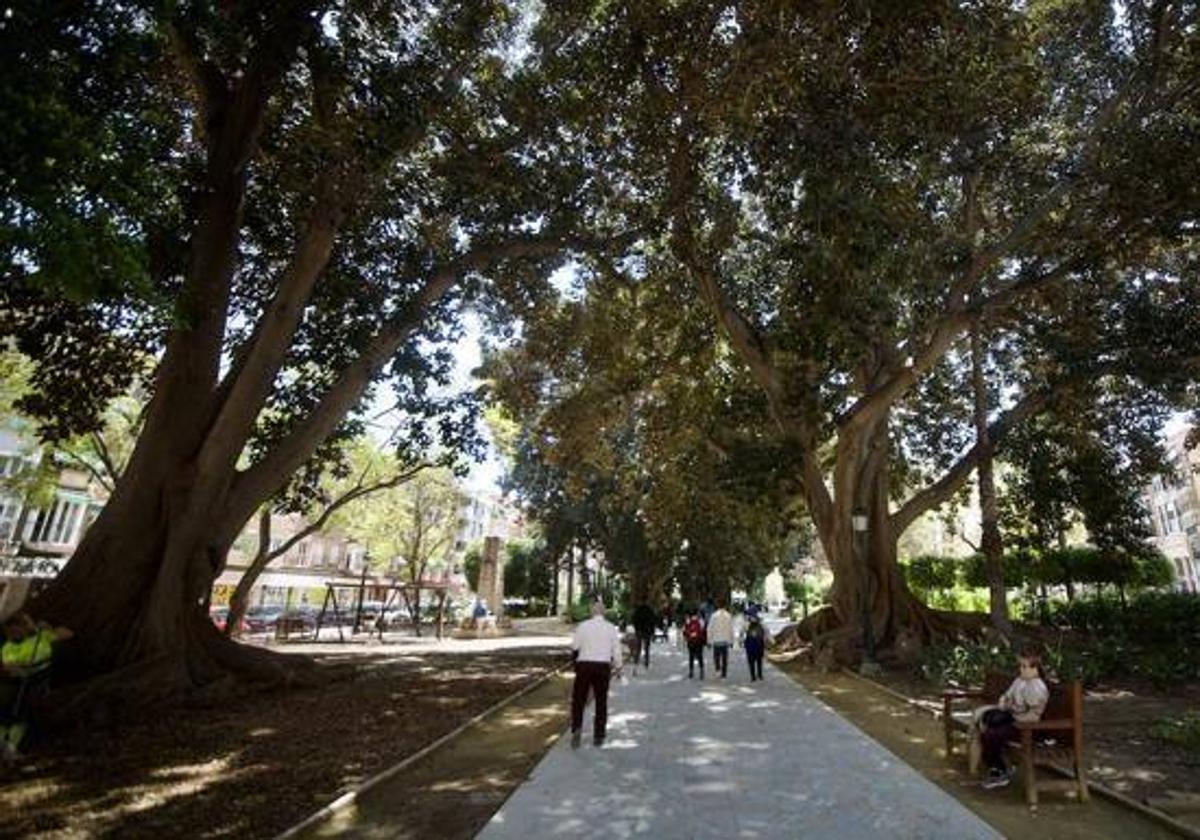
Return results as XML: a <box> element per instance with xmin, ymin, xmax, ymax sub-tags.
<box><xmin>852</xmin><ymin>507</ymin><xmax>880</xmax><ymax>675</ymax></box>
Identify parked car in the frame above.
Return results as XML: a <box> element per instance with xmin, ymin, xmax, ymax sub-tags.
<box><xmin>209</xmin><ymin>606</ymin><xmax>250</xmax><ymax>635</ymax></box>
<box><xmin>274</xmin><ymin>608</ymin><xmax>317</xmax><ymax>637</ymax></box>
<box><xmin>244</xmin><ymin>605</ymin><xmax>284</xmax><ymax>633</ymax></box>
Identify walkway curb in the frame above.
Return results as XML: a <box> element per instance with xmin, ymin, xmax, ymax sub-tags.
<box><xmin>273</xmin><ymin>662</ymin><xmax>570</xmax><ymax>840</ymax></box>
<box><xmin>835</xmin><ymin>667</ymin><xmax>1200</xmax><ymax>840</ymax></box>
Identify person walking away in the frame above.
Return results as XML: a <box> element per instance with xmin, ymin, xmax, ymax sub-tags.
<box><xmin>631</xmin><ymin>601</ymin><xmax>657</xmax><ymax>668</ymax></box>
<box><xmin>682</xmin><ymin>609</ymin><xmax>706</xmax><ymax>679</ymax></box>
<box><xmin>742</xmin><ymin>614</ymin><xmax>770</xmax><ymax>681</ymax></box>
<box><xmin>570</xmin><ymin>600</ymin><xmax>623</xmax><ymax>748</ymax></box>
<box><xmin>972</xmin><ymin>648</ymin><xmax>1049</xmax><ymax>788</ymax></box>
<box><xmin>708</xmin><ymin>602</ymin><xmax>734</xmax><ymax>678</ymax></box>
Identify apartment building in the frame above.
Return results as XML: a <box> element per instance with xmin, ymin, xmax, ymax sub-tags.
<box><xmin>0</xmin><ymin>427</ymin><xmax>107</xmax><ymax>615</ymax></box>
<box><xmin>1144</xmin><ymin>426</ymin><xmax>1200</xmax><ymax>593</ymax></box>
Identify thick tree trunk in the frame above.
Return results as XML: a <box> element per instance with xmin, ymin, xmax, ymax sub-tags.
<box><xmin>800</xmin><ymin>411</ymin><xmax>957</xmax><ymax>662</ymax></box>
<box><xmin>971</xmin><ymin>329</ymin><xmax>1012</xmax><ymax>635</ymax></box>
<box><xmin>550</xmin><ymin>553</ymin><xmax>560</xmax><ymax>615</ymax></box>
<box><xmin>31</xmin><ymin>464</ymin><xmax>318</xmax><ymax>720</ymax></box>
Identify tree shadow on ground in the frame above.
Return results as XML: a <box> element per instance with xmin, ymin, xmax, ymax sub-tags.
<box><xmin>0</xmin><ymin>647</ymin><xmax>569</xmax><ymax>839</ymax></box>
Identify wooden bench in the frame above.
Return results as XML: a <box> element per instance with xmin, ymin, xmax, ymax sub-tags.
<box><xmin>942</xmin><ymin>671</ymin><xmax>1089</xmax><ymax>806</ymax></box>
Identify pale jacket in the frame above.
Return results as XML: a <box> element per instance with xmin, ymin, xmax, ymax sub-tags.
<box><xmin>707</xmin><ymin>609</ymin><xmax>734</xmax><ymax>645</ymax></box>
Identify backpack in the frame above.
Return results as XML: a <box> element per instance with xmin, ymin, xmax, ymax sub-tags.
<box><xmin>683</xmin><ymin>618</ymin><xmax>705</xmax><ymax>645</ymax></box>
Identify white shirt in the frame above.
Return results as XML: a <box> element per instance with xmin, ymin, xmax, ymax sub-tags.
<box><xmin>572</xmin><ymin>616</ymin><xmax>623</xmax><ymax>666</ymax></box>
<box><xmin>708</xmin><ymin>609</ymin><xmax>734</xmax><ymax>645</ymax></box>
<box><xmin>1000</xmin><ymin>676</ymin><xmax>1049</xmax><ymax>722</ymax></box>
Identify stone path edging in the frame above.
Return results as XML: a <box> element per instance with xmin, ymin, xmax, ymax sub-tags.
<box><xmin>273</xmin><ymin>662</ymin><xmax>569</xmax><ymax>840</ymax></box>
<box><xmin>834</xmin><ymin>666</ymin><xmax>1200</xmax><ymax>840</ymax></box>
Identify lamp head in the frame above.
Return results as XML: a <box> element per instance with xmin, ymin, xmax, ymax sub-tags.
<box><xmin>851</xmin><ymin>508</ymin><xmax>869</xmax><ymax>532</ymax></box>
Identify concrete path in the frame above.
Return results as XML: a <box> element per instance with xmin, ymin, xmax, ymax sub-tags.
<box><xmin>477</xmin><ymin>644</ymin><xmax>1002</xmax><ymax>840</ymax></box>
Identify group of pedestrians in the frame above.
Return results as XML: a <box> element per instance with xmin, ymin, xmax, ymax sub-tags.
<box><xmin>567</xmin><ymin>597</ymin><xmax>773</xmax><ymax>749</ymax></box>
<box><xmin>681</xmin><ymin>601</ymin><xmax>770</xmax><ymax>680</ymax></box>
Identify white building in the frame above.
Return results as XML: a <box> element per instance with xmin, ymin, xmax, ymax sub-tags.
<box><xmin>0</xmin><ymin>427</ymin><xmax>107</xmax><ymax>615</ymax></box>
<box><xmin>1144</xmin><ymin>426</ymin><xmax>1200</xmax><ymax>593</ymax></box>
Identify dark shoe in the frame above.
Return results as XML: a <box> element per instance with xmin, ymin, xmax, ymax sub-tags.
<box><xmin>570</xmin><ymin>731</ymin><xmax>582</xmax><ymax>749</ymax></box>
<box><xmin>982</xmin><ymin>768</ymin><xmax>1012</xmax><ymax>789</ymax></box>
<box><xmin>593</xmin><ymin>736</ymin><xmax>605</xmax><ymax>748</ymax></box>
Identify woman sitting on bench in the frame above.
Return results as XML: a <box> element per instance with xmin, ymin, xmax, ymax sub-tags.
<box><xmin>973</xmin><ymin>648</ymin><xmax>1048</xmax><ymax>789</ymax></box>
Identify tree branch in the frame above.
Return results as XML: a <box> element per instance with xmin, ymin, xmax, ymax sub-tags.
<box><xmin>57</xmin><ymin>447</ymin><xmax>114</xmax><ymax>495</ymax></box>
<box><xmin>202</xmin><ymin>172</ymin><xmax>342</xmax><ymax>475</ymax></box>
<box><xmin>222</xmin><ymin>232</ymin><xmax>618</xmax><ymax>532</ymax></box>
<box><xmin>87</xmin><ymin>431</ymin><xmax>121</xmax><ymax>487</ymax></box>
<box><xmin>268</xmin><ymin>464</ymin><xmax>430</xmax><ymax>562</ymax></box>
<box><xmin>892</xmin><ymin>387</ymin><xmax>1051</xmax><ymax>535</ymax></box>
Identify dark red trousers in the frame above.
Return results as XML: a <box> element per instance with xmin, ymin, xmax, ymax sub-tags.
<box><xmin>571</xmin><ymin>661</ymin><xmax>612</xmax><ymax>739</ymax></box>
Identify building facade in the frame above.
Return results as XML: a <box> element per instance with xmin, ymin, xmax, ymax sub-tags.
<box><xmin>0</xmin><ymin>427</ymin><xmax>107</xmax><ymax>615</ymax></box>
<box><xmin>1144</xmin><ymin>426</ymin><xmax>1200</xmax><ymax>593</ymax></box>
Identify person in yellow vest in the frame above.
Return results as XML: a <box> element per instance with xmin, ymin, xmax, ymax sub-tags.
<box><xmin>1</xmin><ymin>610</ymin><xmax>73</xmax><ymax>759</ymax></box>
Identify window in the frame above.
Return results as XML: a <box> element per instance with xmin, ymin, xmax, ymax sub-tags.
<box><xmin>0</xmin><ymin>455</ymin><xmax>23</xmax><ymax>477</ymax></box>
<box><xmin>0</xmin><ymin>498</ymin><xmax>21</xmax><ymax>542</ymax></box>
<box><xmin>50</xmin><ymin>502</ymin><xmax>83</xmax><ymax>545</ymax></box>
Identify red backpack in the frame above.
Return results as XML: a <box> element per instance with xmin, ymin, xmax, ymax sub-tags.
<box><xmin>683</xmin><ymin>617</ymin><xmax>705</xmax><ymax>645</ymax></box>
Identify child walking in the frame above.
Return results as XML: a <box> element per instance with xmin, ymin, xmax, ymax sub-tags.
<box><xmin>683</xmin><ymin>609</ymin><xmax>706</xmax><ymax>679</ymax></box>
<box><xmin>974</xmin><ymin>648</ymin><xmax>1049</xmax><ymax>788</ymax></box>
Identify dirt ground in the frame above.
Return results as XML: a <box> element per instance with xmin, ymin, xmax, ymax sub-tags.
<box><xmin>869</xmin><ymin>666</ymin><xmax>1200</xmax><ymax>826</ymax></box>
<box><xmin>776</xmin><ymin>659</ymin><xmax>1193</xmax><ymax>839</ymax></box>
<box><xmin>297</xmin><ymin>672</ymin><xmax>573</xmax><ymax>839</ymax></box>
<box><xmin>0</xmin><ymin>647</ymin><xmax>569</xmax><ymax>840</ymax></box>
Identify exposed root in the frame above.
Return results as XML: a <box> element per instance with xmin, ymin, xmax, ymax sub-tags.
<box><xmin>38</xmin><ymin>627</ymin><xmax>333</xmax><ymax>730</ymax></box>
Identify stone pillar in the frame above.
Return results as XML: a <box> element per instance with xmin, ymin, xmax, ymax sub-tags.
<box><xmin>478</xmin><ymin>536</ymin><xmax>504</xmax><ymax>617</ymax></box>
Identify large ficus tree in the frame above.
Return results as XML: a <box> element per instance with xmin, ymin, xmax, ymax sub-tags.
<box><xmin>530</xmin><ymin>1</ymin><xmax>1200</xmax><ymax>654</ymax></box>
<box><xmin>486</xmin><ymin>260</ymin><xmax>798</xmax><ymax>607</ymax></box>
<box><xmin>0</xmin><ymin>1</ymin><xmax>617</xmax><ymax>701</ymax></box>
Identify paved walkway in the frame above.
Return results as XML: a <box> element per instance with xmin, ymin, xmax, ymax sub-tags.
<box><xmin>477</xmin><ymin>643</ymin><xmax>1001</xmax><ymax>839</ymax></box>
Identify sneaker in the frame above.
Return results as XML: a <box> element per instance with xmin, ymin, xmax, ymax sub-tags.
<box><xmin>570</xmin><ymin>731</ymin><xmax>582</xmax><ymax>750</ymax></box>
<box><xmin>982</xmin><ymin>769</ymin><xmax>1011</xmax><ymax>789</ymax></box>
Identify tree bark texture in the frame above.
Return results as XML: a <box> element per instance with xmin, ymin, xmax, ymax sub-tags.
<box><xmin>971</xmin><ymin>329</ymin><xmax>1012</xmax><ymax>635</ymax></box>
<box><xmin>800</xmin><ymin>411</ymin><xmax>953</xmax><ymax>660</ymax></box>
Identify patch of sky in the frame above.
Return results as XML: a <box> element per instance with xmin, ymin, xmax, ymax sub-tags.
<box><xmin>497</xmin><ymin>0</ymin><xmax>543</xmax><ymax>72</ymax></box>
<box><xmin>549</xmin><ymin>260</ymin><xmax>583</xmax><ymax>302</ymax></box>
<box><xmin>364</xmin><ymin>308</ymin><xmax>504</xmax><ymax>493</ymax></box>
<box><xmin>713</xmin><ymin>7</ymin><xmax>741</xmax><ymax>44</ymax></box>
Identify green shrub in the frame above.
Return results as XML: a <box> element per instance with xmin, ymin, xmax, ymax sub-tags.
<box><xmin>1049</xmin><ymin>591</ymin><xmax>1200</xmax><ymax>647</ymax></box>
<box><xmin>567</xmin><ymin>598</ymin><xmax>622</xmax><ymax>625</ymax></box>
<box><xmin>917</xmin><ymin>641</ymin><xmax>1017</xmax><ymax>688</ymax></box>
<box><xmin>1150</xmin><ymin>712</ymin><xmax>1200</xmax><ymax>751</ymax></box>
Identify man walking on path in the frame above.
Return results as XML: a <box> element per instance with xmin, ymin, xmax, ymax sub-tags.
<box><xmin>708</xmin><ymin>602</ymin><xmax>734</xmax><ymax>679</ymax></box>
<box><xmin>631</xmin><ymin>601</ymin><xmax>657</xmax><ymax>668</ymax></box>
<box><xmin>570</xmin><ymin>601</ymin><xmax>623</xmax><ymax>748</ymax></box>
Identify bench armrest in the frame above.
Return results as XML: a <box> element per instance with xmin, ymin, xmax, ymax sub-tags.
<box><xmin>1015</xmin><ymin>717</ymin><xmax>1074</xmax><ymax>731</ymax></box>
<box><xmin>941</xmin><ymin>688</ymin><xmax>986</xmax><ymax>700</ymax></box>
